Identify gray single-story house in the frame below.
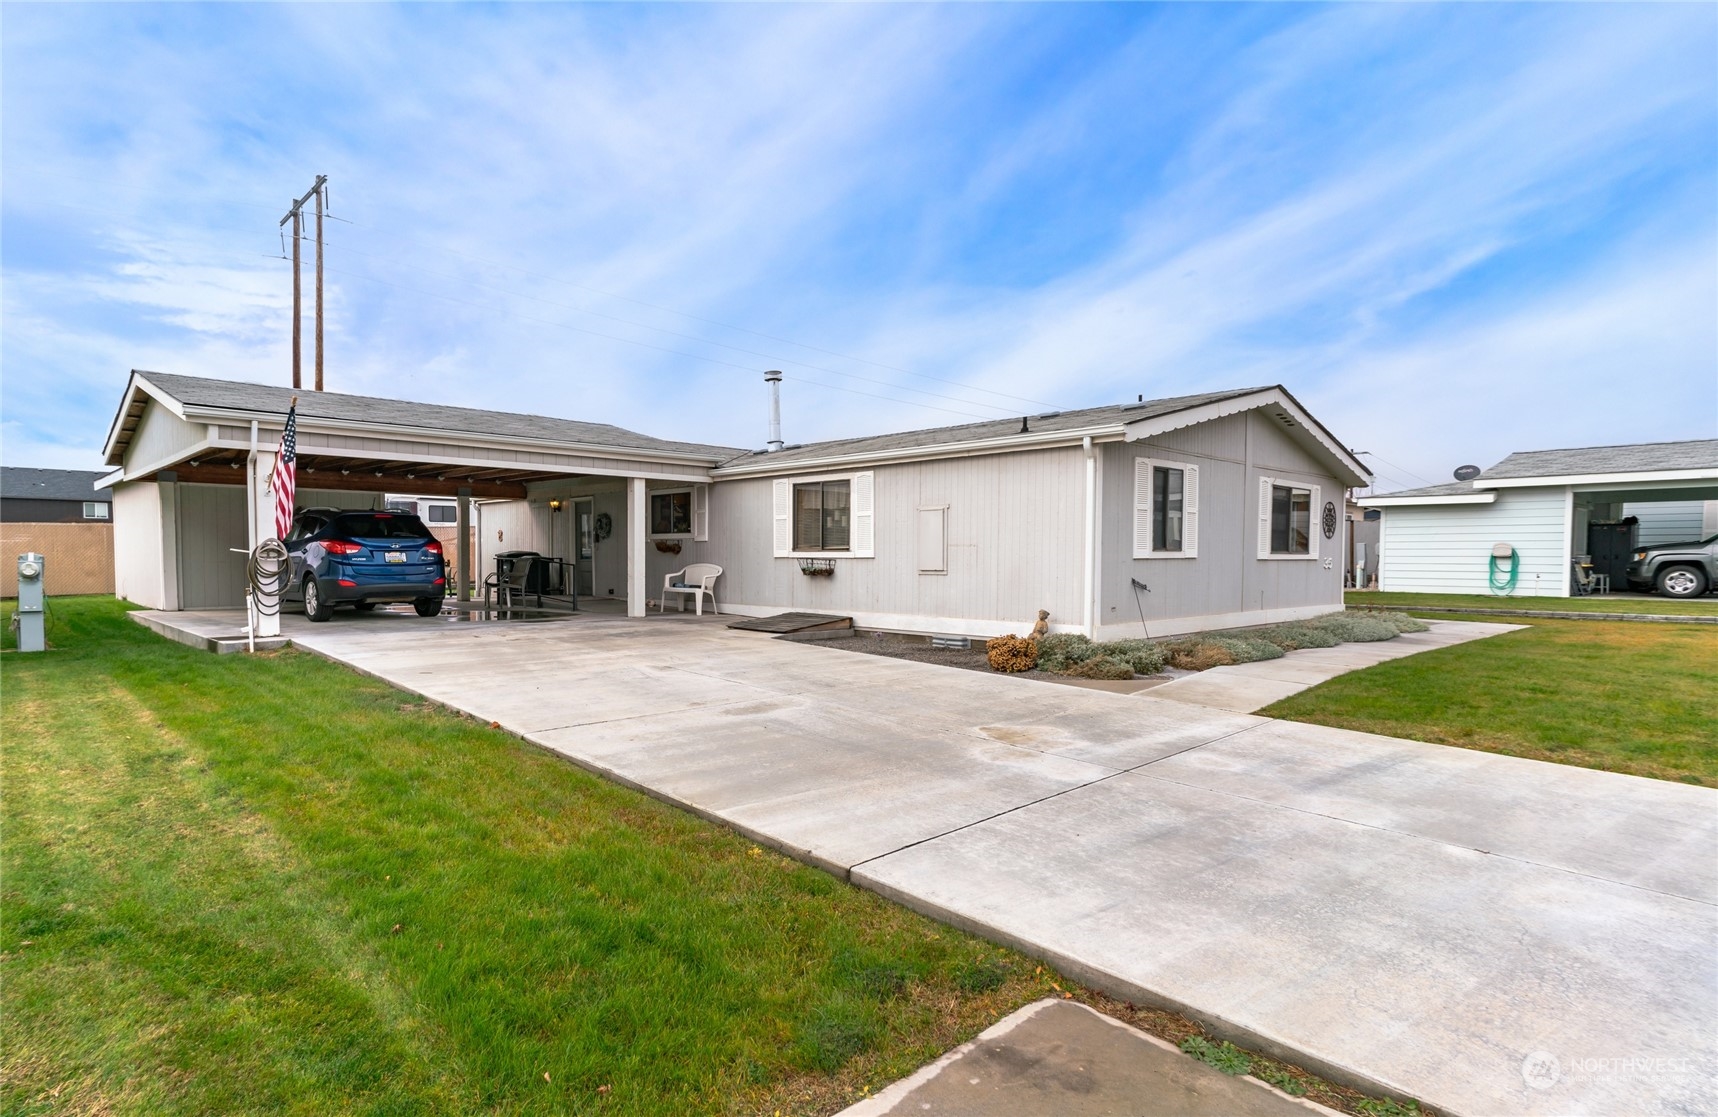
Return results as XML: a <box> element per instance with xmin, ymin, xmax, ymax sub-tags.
<box><xmin>1357</xmin><ymin>439</ymin><xmax>1718</xmax><ymax>597</ymax></box>
<box><xmin>100</xmin><ymin>371</ymin><xmax>1368</xmax><ymax>638</ymax></box>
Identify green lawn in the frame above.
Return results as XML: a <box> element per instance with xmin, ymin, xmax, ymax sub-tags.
<box><xmin>0</xmin><ymin>597</ymin><xmax>1064</xmax><ymax>1116</ymax></box>
<box><xmin>1267</xmin><ymin>613</ymin><xmax>1718</xmax><ymax>786</ymax></box>
<box><xmin>1347</xmin><ymin>590</ymin><xmax>1718</xmax><ymax>617</ymax></box>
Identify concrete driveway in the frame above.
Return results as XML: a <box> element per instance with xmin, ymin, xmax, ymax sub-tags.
<box><xmin>282</xmin><ymin>611</ymin><xmax>1717</xmax><ymax>1117</ymax></box>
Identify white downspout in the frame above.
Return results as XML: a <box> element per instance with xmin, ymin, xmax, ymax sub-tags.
<box><xmin>1083</xmin><ymin>436</ymin><xmax>1096</xmax><ymax>637</ymax></box>
<box><xmin>247</xmin><ymin>420</ymin><xmax>259</xmax><ymax>550</ymax></box>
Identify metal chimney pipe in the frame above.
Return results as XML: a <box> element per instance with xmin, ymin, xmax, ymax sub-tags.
<box><xmin>764</xmin><ymin>370</ymin><xmax>784</xmax><ymax>452</ymax></box>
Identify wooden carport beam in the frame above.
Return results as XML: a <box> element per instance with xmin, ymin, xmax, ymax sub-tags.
<box><xmin>150</xmin><ymin>462</ymin><xmax>529</xmax><ymax>500</ymax></box>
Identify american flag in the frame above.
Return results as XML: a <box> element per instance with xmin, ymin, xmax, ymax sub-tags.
<box><xmin>266</xmin><ymin>400</ymin><xmax>298</xmax><ymax>541</ymax></box>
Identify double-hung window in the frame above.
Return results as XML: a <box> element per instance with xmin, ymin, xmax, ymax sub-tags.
<box><xmin>793</xmin><ymin>479</ymin><xmax>850</xmax><ymax>552</ymax></box>
<box><xmin>1133</xmin><ymin>457</ymin><xmax>1198</xmax><ymax>559</ymax></box>
<box><xmin>1257</xmin><ymin>477</ymin><xmax>1320</xmax><ymax>559</ymax></box>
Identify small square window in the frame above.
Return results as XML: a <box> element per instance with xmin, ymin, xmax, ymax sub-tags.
<box><xmin>426</xmin><ymin>505</ymin><xmax>458</xmax><ymax>523</ymax></box>
<box><xmin>83</xmin><ymin>502</ymin><xmax>109</xmax><ymax>520</ymax></box>
<box><xmin>649</xmin><ymin>490</ymin><xmax>692</xmax><ymax>536</ymax></box>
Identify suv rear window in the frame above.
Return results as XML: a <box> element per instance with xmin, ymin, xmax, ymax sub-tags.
<box><xmin>334</xmin><ymin>513</ymin><xmax>434</xmax><ymax>540</ymax></box>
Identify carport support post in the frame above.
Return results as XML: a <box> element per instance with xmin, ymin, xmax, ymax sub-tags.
<box><xmin>626</xmin><ymin>477</ymin><xmax>646</xmax><ymax>618</ymax></box>
<box><xmin>456</xmin><ymin>487</ymin><xmax>473</xmax><ymax>601</ymax></box>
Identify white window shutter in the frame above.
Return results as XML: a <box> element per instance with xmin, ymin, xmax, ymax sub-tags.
<box><xmin>1309</xmin><ymin>484</ymin><xmax>1321</xmax><ymax>560</ymax></box>
<box><xmin>851</xmin><ymin>471</ymin><xmax>875</xmax><ymax>558</ymax></box>
<box><xmin>1133</xmin><ymin>457</ymin><xmax>1152</xmax><ymax>559</ymax></box>
<box><xmin>772</xmin><ymin>480</ymin><xmax>791</xmax><ymax>556</ymax></box>
<box><xmin>692</xmin><ymin>484</ymin><xmax>709</xmax><ymax>542</ymax></box>
<box><xmin>1183</xmin><ymin>464</ymin><xmax>1199</xmax><ymax>558</ymax></box>
<box><xmin>1258</xmin><ymin>476</ymin><xmax>1273</xmax><ymax>558</ymax></box>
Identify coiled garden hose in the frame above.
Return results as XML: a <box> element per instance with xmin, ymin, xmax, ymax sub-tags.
<box><xmin>1488</xmin><ymin>549</ymin><xmax>1520</xmax><ymax>596</ymax></box>
<box><xmin>246</xmin><ymin>539</ymin><xmax>291</xmax><ymax>617</ymax></box>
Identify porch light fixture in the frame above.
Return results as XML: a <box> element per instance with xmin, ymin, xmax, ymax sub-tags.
<box><xmin>549</xmin><ymin>499</ymin><xmax>562</xmax><ymax>512</ymax></box>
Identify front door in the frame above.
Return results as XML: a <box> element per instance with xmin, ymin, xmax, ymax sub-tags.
<box><xmin>573</xmin><ymin>498</ymin><xmax>595</xmax><ymax>596</ymax></box>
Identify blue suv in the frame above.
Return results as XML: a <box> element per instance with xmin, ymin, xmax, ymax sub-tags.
<box><xmin>285</xmin><ymin>508</ymin><xmax>447</xmax><ymax>621</ymax></box>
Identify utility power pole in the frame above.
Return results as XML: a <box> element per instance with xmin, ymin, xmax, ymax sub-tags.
<box><xmin>315</xmin><ymin>183</ymin><xmax>325</xmax><ymax>392</ymax></box>
<box><xmin>279</xmin><ymin>175</ymin><xmax>328</xmax><ymax>391</ymax></box>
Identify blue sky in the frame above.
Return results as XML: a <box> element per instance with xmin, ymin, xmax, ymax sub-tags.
<box><xmin>3</xmin><ymin>3</ymin><xmax>1714</xmax><ymax>493</ymax></box>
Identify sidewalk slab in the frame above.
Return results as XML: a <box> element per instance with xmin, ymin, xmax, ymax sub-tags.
<box><xmin>1148</xmin><ymin>620</ymin><xmax>1526</xmax><ymax>713</ymax></box>
<box><xmin>839</xmin><ymin>999</ymin><xmax>1340</xmax><ymax>1117</ymax></box>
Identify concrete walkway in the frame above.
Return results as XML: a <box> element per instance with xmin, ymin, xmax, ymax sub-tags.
<box><xmin>838</xmin><ymin>999</ymin><xmax>1340</xmax><ymax>1117</ymax></box>
<box><xmin>1146</xmin><ymin>622</ymin><xmax>1523</xmax><ymax>713</ymax></box>
<box><xmin>269</xmin><ymin>609</ymin><xmax>1715</xmax><ymax>1117</ymax></box>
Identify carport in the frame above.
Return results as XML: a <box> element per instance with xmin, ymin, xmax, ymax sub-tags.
<box><xmin>98</xmin><ymin>371</ymin><xmax>740</xmax><ymax>616</ymax></box>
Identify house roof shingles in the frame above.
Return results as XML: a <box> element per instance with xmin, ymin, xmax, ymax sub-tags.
<box><xmin>1480</xmin><ymin>439</ymin><xmax>1718</xmax><ymax>480</ymax></box>
<box><xmin>134</xmin><ymin>371</ymin><xmax>746</xmax><ymax>462</ymax></box>
<box><xmin>719</xmin><ymin>386</ymin><xmax>1274</xmax><ymax>468</ymax></box>
<box><xmin>1</xmin><ymin>467</ymin><xmax>113</xmax><ymax>502</ymax></box>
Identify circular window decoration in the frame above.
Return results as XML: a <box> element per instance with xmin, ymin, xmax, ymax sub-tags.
<box><xmin>1322</xmin><ymin>501</ymin><xmax>1339</xmax><ymax>539</ymax></box>
<box><xmin>593</xmin><ymin>512</ymin><xmax>613</xmax><ymax>541</ymax></box>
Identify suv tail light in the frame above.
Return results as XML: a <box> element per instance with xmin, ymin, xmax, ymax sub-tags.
<box><xmin>424</xmin><ymin>541</ymin><xmax>443</xmax><ymax>556</ymax></box>
<box><xmin>323</xmin><ymin>540</ymin><xmax>363</xmax><ymax>555</ymax></box>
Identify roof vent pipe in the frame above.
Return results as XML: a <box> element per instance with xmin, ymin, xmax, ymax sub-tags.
<box><xmin>764</xmin><ymin>370</ymin><xmax>784</xmax><ymax>452</ymax></box>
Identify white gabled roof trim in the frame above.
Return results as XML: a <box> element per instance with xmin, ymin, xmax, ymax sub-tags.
<box><xmin>1480</xmin><ymin>468</ymin><xmax>1718</xmax><ymax>489</ymax></box>
<box><xmin>1123</xmin><ymin>387</ymin><xmax>1370</xmax><ymax>487</ymax></box>
<box><xmin>1358</xmin><ymin>492</ymin><xmax>1498</xmax><ymax>507</ymax></box>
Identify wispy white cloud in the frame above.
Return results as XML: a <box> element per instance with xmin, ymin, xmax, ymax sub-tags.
<box><xmin>1</xmin><ymin>2</ymin><xmax>1713</xmax><ymax>478</ymax></box>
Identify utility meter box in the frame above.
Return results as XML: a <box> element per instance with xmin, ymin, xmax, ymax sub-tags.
<box><xmin>16</xmin><ymin>552</ymin><xmax>45</xmax><ymax>652</ymax></box>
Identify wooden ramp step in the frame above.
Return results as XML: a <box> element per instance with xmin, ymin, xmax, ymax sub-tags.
<box><xmin>726</xmin><ymin>612</ymin><xmax>853</xmax><ymax>635</ymax></box>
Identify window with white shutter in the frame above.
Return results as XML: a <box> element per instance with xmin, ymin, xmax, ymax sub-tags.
<box><xmin>692</xmin><ymin>484</ymin><xmax>709</xmax><ymax>542</ymax></box>
<box><xmin>774</xmin><ymin>471</ymin><xmax>876</xmax><ymax>559</ymax></box>
<box><xmin>1136</xmin><ymin>456</ymin><xmax>1196</xmax><ymax>559</ymax></box>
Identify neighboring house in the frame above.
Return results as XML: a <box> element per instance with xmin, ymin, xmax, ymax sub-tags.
<box><xmin>100</xmin><ymin>371</ymin><xmax>1369</xmax><ymax>637</ymax></box>
<box><xmin>0</xmin><ymin>467</ymin><xmax>116</xmax><ymax>596</ymax></box>
<box><xmin>1358</xmin><ymin>440</ymin><xmax>1718</xmax><ymax>597</ymax></box>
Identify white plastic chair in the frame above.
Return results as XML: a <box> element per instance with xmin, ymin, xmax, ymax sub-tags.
<box><xmin>660</xmin><ymin>563</ymin><xmax>722</xmax><ymax>616</ymax></box>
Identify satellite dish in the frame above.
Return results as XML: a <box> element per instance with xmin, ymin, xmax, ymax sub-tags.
<box><xmin>1453</xmin><ymin>464</ymin><xmax>1481</xmax><ymax>482</ymax></box>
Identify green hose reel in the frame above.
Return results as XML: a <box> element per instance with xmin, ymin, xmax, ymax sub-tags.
<box><xmin>1488</xmin><ymin>543</ymin><xmax>1519</xmax><ymax>595</ymax></box>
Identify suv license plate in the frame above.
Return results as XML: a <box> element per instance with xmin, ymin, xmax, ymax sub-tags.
<box><xmin>385</xmin><ymin>551</ymin><xmax>406</xmax><ymax>563</ymax></box>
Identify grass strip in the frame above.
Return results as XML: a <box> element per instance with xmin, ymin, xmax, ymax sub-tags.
<box><xmin>1266</xmin><ymin>612</ymin><xmax>1718</xmax><ymax>786</ymax></box>
<box><xmin>1347</xmin><ymin>590</ymin><xmax>1718</xmax><ymax>617</ymax></box>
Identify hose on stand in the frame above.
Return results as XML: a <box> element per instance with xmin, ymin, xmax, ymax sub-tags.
<box><xmin>244</xmin><ymin>539</ymin><xmax>291</xmax><ymax>651</ymax></box>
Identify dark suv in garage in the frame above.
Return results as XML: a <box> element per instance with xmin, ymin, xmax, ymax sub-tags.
<box><xmin>1625</xmin><ymin>534</ymin><xmax>1718</xmax><ymax>599</ymax></box>
<box><xmin>285</xmin><ymin>508</ymin><xmax>447</xmax><ymax>621</ymax></box>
